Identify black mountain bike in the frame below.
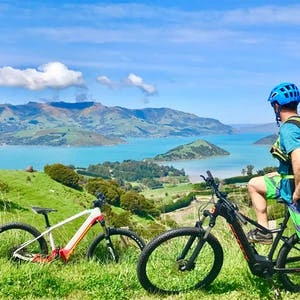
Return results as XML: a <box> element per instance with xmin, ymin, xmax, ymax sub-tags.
<box><xmin>137</xmin><ymin>171</ymin><xmax>300</xmax><ymax>295</ymax></box>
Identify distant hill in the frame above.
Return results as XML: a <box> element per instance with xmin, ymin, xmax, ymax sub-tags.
<box><xmin>230</xmin><ymin>123</ymin><xmax>278</xmax><ymax>133</ymax></box>
<box><xmin>0</xmin><ymin>127</ymin><xmax>125</xmax><ymax>146</ymax></box>
<box><xmin>254</xmin><ymin>134</ymin><xmax>278</xmax><ymax>145</ymax></box>
<box><xmin>0</xmin><ymin>101</ymin><xmax>233</xmax><ymax>146</ymax></box>
<box><xmin>152</xmin><ymin>139</ymin><xmax>230</xmax><ymax>161</ymax></box>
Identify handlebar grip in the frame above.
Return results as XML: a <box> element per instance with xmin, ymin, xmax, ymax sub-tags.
<box><xmin>206</xmin><ymin>170</ymin><xmax>213</xmax><ymax>178</ymax></box>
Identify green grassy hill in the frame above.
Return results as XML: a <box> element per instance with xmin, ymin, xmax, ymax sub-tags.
<box><xmin>0</xmin><ymin>170</ymin><xmax>94</xmax><ymax>225</ymax></box>
<box><xmin>1</xmin><ymin>127</ymin><xmax>125</xmax><ymax>146</ymax></box>
<box><xmin>153</xmin><ymin>139</ymin><xmax>230</xmax><ymax>161</ymax></box>
<box><xmin>0</xmin><ymin>170</ymin><xmax>297</xmax><ymax>299</ymax></box>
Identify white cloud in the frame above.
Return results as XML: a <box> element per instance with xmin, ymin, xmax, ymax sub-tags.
<box><xmin>126</xmin><ymin>73</ymin><xmax>157</xmax><ymax>96</ymax></box>
<box><xmin>96</xmin><ymin>75</ymin><xmax>115</xmax><ymax>88</ymax></box>
<box><xmin>97</xmin><ymin>73</ymin><xmax>157</xmax><ymax>97</ymax></box>
<box><xmin>0</xmin><ymin>62</ymin><xmax>84</xmax><ymax>90</ymax></box>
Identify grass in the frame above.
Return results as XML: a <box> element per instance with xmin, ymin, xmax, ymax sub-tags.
<box><xmin>0</xmin><ymin>233</ymin><xmax>298</xmax><ymax>300</ymax></box>
<box><xmin>141</xmin><ymin>182</ymin><xmax>194</xmax><ymax>206</ymax></box>
<box><xmin>0</xmin><ymin>170</ymin><xmax>299</xmax><ymax>299</ymax></box>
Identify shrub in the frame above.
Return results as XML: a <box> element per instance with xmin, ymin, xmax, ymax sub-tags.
<box><xmin>120</xmin><ymin>191</ymin><xmax>160</xmax><ymax>217</ymax></box>
<box><xmin>44</xmin><ymin>163</ymin><xmax>81</xmax><ymax>190</ymax></box>
<box><xmin>162</xmin><ymin>192</ymin><xmax>196</xmax><ymax>213</ymax></box>
<box><xmin>85</xmin><ymin>178</ymin><xmax>121</xmax><ymax>206</ymax></box>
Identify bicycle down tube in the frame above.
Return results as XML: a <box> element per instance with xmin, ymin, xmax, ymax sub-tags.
<box><xmin>13</xmin><ymin>207</ymin><xmax>104</xmax><ymax>262</ymax></box>
<box><xmin>203</xmin><ymin>192</ymin><xmax>291</xmax><ymax>277</ymax></box>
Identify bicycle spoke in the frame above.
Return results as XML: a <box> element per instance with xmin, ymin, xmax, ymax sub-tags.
<box><xmin>0</xmin><ymin>223</ymin><xmax>48</xmax><ymax>262</ymax></box>
<box><xmin>87</xmin><ymin>228</ymin><xmax>144</xmax><ymax>264</ymax></box>
<box><xmin>137</xmin><ymin>228</ymin><xmax>223</xmax><ymax>294</ymax></box>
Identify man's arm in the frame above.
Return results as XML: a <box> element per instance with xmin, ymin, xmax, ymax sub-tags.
<box><xmin>291</xmin><ymin>148</ymin><xmax>300</xmax><ymax>203</ymax></box>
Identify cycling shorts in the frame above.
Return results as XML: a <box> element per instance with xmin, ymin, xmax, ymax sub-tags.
<box><xmin>264</xmin><ymin>174</ymin><xmax>281</xmax><ymax>200</ymax></box>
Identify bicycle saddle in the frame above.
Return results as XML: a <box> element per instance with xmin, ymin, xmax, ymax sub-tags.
<box><xmin>31</xmin><ymin>206</ymin><xmax>57</xmax><ymax>215</ymax></box>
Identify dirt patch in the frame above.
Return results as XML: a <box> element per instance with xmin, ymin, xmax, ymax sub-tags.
<box><xmin>162</xmin><ymin>196</ymin><xmax>212</xmax><ymax>226</ymax></box>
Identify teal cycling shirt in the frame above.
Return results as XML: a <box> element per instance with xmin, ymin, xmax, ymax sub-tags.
<box><xmin>278</xmin><ymin>121</ymin><xmax>300</xmax><ymax>202</ymax></box>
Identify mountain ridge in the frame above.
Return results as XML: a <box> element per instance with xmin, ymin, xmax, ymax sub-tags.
<box><xmin>0</xmin><ymin>101</ymin><xmax>234</xmax><ymax>146</ymax></box>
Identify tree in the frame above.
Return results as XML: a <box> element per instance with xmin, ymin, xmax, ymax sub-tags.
<box><xmin>44</xmin><ymin>163</ymin><xmax>81</xmax><ymax>190</ymax></box>
<box><xmin>246</xmin><ymin>165</ymin><xmax>254</xmax><ymax>176</ymax></box>
<box><xmin>85</xmin><ymin>178</ymin><xmax>121</xmax><ymax>206</ymax></box>
<box><xmin>120</xmin><ymin>191</ymin><xmax>160</xmax><ymax>217</ymax></box>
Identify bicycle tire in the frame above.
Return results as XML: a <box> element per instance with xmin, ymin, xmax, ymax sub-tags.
<box><xmin>87</xmin><ymin>227</ymin><xmax>145</xmax><ymax>263</ymax></box>
<box><xmin>276</xmin><ymin>233</ymin><xmax>300</xmax><ymax>292</ymax></box>
<box><xmin>0</xmin><ymin>222</ymin><xmax>48</xmax><ymax>261</ymax></box>
<box><xmin>137</xmin><ymin>227</ymin><xmax>223</xmax><ymax>294</ymax></box>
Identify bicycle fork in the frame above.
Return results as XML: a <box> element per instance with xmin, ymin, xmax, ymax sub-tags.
<box><xmin>177</xmin><ymin>226</ymin><xmax>211</xmax><ymax>271</ymax></box>
<box><xmin>100</xmin><ymin>221</ymin><xmax>119</xmax><ymax>263</ymax></box>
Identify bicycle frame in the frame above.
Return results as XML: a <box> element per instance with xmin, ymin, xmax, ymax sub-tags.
<box><xmin>199</xmin><ymin>174</ymin><xmax>300</xmax><ymax>278</ymax></box>
<box><xmin>13</xmin><ymin>207</ymin><xmax>104</xmax><ymax>262</ymax></box>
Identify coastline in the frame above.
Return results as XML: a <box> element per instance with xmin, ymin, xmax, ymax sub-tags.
<box><xmin>0</xmin><ymin>133</ymin><xmax>276</xmax><ymax>177</ymax></box>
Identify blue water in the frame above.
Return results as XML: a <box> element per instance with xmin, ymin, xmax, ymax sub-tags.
<box><xmin>0</xmin><ymin>132</ymin><xmax>277</xmax><ymax>181</ymax></box>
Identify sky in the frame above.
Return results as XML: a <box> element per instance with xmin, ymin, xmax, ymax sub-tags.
<box><xmin>0</xmin><ymin>0</ymin><xmax>300</xmax><ymax>124</ymax></box>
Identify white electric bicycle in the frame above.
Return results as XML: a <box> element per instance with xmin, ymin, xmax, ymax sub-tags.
<box><xmin>0</xmin><ymin>193</ymin><xmax>145</xmax><ymax>263</ymax></box>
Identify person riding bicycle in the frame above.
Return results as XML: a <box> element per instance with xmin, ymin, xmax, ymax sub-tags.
<box><xmin>247</xmin><ymin>82</ymin><xmax>300</xmax><ymax>244</ymax></box>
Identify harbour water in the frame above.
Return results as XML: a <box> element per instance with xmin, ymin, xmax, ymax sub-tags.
<box><xmin>0</xmin><ymin>131</ymin><xmax>277</xmax><ymax>181</ymax></box>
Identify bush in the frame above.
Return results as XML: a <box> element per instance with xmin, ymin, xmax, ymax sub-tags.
<box><xmin>162</xmin><ymin>192</ymin><xmax>196</xmax><ymax>213</ymax></box>
<box><xmin>120</xmin><ymin>191</ymin><xmax>160</xmax><ymax>217</ymax></box>
<box><xmin>85</xmin><ymin>178</ymin><xmax>121</xmax><ymax>206</ymax></box>
<box><xmin>44</xmin><ymin>163</ymin><xmax>81</xmax><ymax>190</ymax></box>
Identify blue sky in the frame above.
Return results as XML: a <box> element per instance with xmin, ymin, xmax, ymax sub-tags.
<box><xmin>0</xmin><ymin>0</ymin><xmax>300</xmax><ymax>124</ymax></box>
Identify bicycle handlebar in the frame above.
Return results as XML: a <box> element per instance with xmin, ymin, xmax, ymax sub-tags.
<box><xmin>202</xmin><ymin>170</ymin><xmax>226</xmax><ymax>199</ymax></box>
<box><xmin>202</xmin><ymin>170</ymin><xmax>248</xmax><ymax>224</ymax></box>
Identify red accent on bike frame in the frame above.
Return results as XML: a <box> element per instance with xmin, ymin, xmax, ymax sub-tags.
<box><xmin>229</xmin><ymin>223</ymin><xmax>250</xmax><ymax>261</ymax></box>
<box><xmin>59</xmin><ymin>214</ymin><xmax>105</xmax><ymax>262</ymax></box>
<box><xmin>32</xmin><ymin>248</ymin><xmax>59</xmax><ymax>263</ymax></box>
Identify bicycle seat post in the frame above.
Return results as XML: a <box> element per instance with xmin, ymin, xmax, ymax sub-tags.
<box><xmin>43</xmin><ymin>213</ymin><xmax>51</xmax><ymax>228</ymax></box>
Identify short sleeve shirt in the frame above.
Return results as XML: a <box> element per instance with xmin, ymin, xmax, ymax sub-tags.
<box><xmin>278</xmin><ymin>121</ymin><xmax>300</xmax><ymax>201</ymax></box>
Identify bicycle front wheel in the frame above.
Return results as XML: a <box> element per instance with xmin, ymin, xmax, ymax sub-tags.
<box><xmin>87</xmin><ymin>227</ymin><xmax>145</xmax><ymax>263</ymax></box>
<box><xmin>276</xmin><ymin>233</ymin><xmax>300</xmax><ymax>292</ymax></box>
<box><xmin>0</xmin><ymin>222</ymin><xmax>48</xmax><ymax>261</ymax></box>
<box><xmin>137</xmin><ymin>227</ymin><xmax>223</xmax><ymax>294</ymax></box>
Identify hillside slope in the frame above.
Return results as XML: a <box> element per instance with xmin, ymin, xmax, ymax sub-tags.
<box><xmin>152</xmin><ymin>139</ymin><xmax>230</xmax><ymax>161</ymax></box>
<box><xmin>254</xmin><ymin>134</ymin><xmax>278</xmax><ymax>145</ymax></box>
<box><xmin>0</xmin><ymin>101</ymin><xmax>233</xmax><ymax>145</ymax></box>
<box><xmin>0</xmin><ymin>127</ymin><xmax>125</xmax><ymax>146</ymax></box>
<box><xmin>0</xmin><ymin>170</ymin><xmax>94</xmax><ymax>226</ymax></box>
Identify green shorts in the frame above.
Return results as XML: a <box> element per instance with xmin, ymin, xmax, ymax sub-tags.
<box><xmin>264</xmin><ymin>174</ymin><xmax>300</xmax><ymax>238</ymax></box>
<box><xmin>264</xmin><ymin>174</ymin><xmax>281</xmax><ymax>200</ymax></box>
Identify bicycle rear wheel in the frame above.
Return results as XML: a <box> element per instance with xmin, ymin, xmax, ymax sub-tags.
<box><xmin>276</xmin><ymin>233</ymin><xmax>300</xmax><ymax>292</ymax></box>
<box><xmin>0</xmin><ymin>222</ymin><xmax>48</xmax><ymax>262</ymax></box>
<box><xmin>87</xmin><ymin>227</ymin><xmax>145</xmax><ymax>263</ymax></box>
<box><xmin>137</xmin><ymin>227</ymin><xmax>223</xmax><ymax>294</ymax></box>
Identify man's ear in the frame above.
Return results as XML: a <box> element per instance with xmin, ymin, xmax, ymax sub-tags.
<box><xmin>273</xmin><ymin>102</ymin><xmax>280</xmax><ymax>112</ymax></box>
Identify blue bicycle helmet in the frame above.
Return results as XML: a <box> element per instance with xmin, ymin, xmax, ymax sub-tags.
<box><xmin>268</xmin><ymin>82</ymin><xmax>300</xmax><ymax>106</ymax></box>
